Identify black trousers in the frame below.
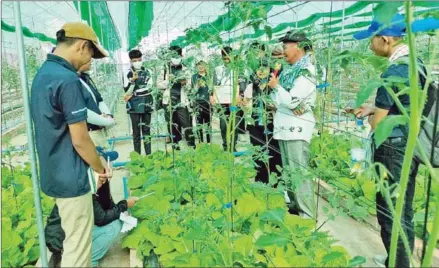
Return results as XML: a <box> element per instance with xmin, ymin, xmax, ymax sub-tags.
<box><xmin>194</xmin><ymin>100</ymin><xmax>212</xmax><ymax>143</ymax></box>
<box><xmin>130</xmin><ymin>112</ymin><xmax>152</xmax><ymax>155</ymax></box>
<box><xmin>374</xmin><ymin>136</ymin><xmax>419</xmax><ymax>268</ymax></box>
<box><xmin>247</xmin><ymin>121</ymin><xmax>282</xmax><ymax>184</ymax></box>
<box><xmin>164</xmin><ymin>105</ymin><xmax>195</xmax><ymax>148</ymax></box>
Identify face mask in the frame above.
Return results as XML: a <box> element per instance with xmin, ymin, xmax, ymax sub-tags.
<box><xmin>170</xmin><ymin>58</ymin><xmax>182</xmax><ymax>66</ymax></box>
<box><xmin>132</xmin><ymin>61</ymin><xmax>143</xmax><ymax>70</ymax></box>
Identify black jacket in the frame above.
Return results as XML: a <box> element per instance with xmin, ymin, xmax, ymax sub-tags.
<box><xmin>45</xmin><ymin>183</ymin><xmax>128</xmax><ymax>254</ymax></box>
<box><xmin>124</xmin><ymin>67</ymin><xmax>153</xmax><ymax>114</ymax></box>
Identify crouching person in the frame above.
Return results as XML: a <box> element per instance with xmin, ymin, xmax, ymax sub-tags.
<box><xmin>45</xmin><ymin>180</ymin><xmax>138</xmax><ymax>267</ymax></box>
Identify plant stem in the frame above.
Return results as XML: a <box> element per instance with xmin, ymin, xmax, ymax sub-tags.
<box><xmin>377</xmin><ymin>169</ymin><xmax>416</xmax><ymax>267</ymax></box>
<box><xmin>388</xmin><ymin>3</ymin><xmax>421</xmax><ymax>267</ymax></box>
<box><xmin>422</xmin><ymin>193</ymin><xmax>439</xmax><ymax>267</ymax></box>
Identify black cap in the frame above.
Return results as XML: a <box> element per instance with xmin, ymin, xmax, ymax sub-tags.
<box><xmin>279</xmin><ymin>31</ymin><xmax>312</xmax><ymax>51</ymax></box>
<box><xmin>279</xmin><ymin>31</ymin><xmax>310</xmax><ymax>43</ymax></box>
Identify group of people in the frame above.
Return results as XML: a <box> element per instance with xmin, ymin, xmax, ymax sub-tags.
<box><xmin>122</xmin><ymin>32</ymin><xmax>318</xmax><ymax>219</ymax></box>
<box><xmin>29</xmin><ymin>11</ymin><xmax>436</xmax><ymax>268</ymax></box>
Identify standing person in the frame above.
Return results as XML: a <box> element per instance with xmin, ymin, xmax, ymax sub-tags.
<box><xmin>30</xmin><ymin>22</ymin><xmax>111</xmax><ymax>267</ymax></box>
<box><xmin>192</xmin><ymin>59</ymin><xmax>212</xmax><ymax>143</ymax></box>
<box><xmin>213</xmin><ymin>46</ymin><xmax>246</xmax><ymax>151</ymax></box>
<box><xmin>124</xmin><ymin>49</ymin><xmax>153</xmax><ymax>155</ymax></box>
<box><xmin>352</xmin><ymin>14</ymin><xmax>421</xmax><ymax>268</ymax></box>
<box><xmin>162</xmin><ymin>46</ymin><xmax>195</xmax><ymax>149</ymax></box>
<box><xmin>246</xmin><ymin>44</ymin><xmax>284</xmax><ymax>184</ymax></box>
<box><xmin>77</xmin><ymin>62</ymin><xmax>115</xmax><ymax>148</ymax></box>
<box><xmin>268</xmin><ymin>31</ymin><xmax>317</xmax><ymax>219</ymax></box>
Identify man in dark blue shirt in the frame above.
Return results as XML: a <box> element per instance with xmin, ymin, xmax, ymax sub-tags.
<box><xmin>124</xmin><ymin>49</ymin><xmax>153</xmax><ymax>155</ymax></box>
<box><xmin>31</xmin><ymin>22</ymin><xmax>111</xmax><ymax>267</ymax></box>
<box><xmin>353</xmin><ymin>14</ymin><xmax>421</xmax><ymax>268</ymax></box>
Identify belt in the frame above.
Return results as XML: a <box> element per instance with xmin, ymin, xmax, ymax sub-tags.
<box><xmin>386</xmin><ymin>136</ymin><xmax>404</xmax><ymax>144</ymax></box>
<box><xmin>134</xmin><ymin>92</ymin><xmax>149</xmax><ymax>97</ymax></box>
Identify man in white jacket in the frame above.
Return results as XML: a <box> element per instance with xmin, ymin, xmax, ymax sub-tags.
<box><xmin>268</xmin><ymin>31</ymin><xmax>316</xmax><ymax>219</ymax></box>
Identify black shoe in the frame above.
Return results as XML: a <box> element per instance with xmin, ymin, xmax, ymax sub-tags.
<box><xmin>288</xmin><ymin>207</ymin><xmax>300</xmax><ymax>216</ymax></box>
<box><xmin>49</xmin><ymin>252</ymin><xmax>62</xmax><ymax>268</ymax></box>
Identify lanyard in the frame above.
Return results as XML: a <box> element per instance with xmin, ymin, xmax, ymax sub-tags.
<box><xmin>80</xmin><ymin>78</ymin><xmax>97</xmax><ymax>104</ymax></box>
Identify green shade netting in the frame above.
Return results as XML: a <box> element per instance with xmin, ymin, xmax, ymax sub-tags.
<box><xmin>73</xmin><ymin>1</ymin><xmax>121</xmax><ymax>52</ymax></box>
<box><xmin>128</xmin><ymin>1</ymin><xmax>154</xmax><ymax>50</ymax></box>
<box><xmin>1</xmin><ymin>20</ymin><xmax>56</xmax><ymax>44</ymax></box>
<box><xmin>171</xmin><ymin>1</ymin><xmax>439</xmax><ymax>49</ymax></box>
<box><xmin>170</xmin><ymin>1</ymin><xmax>286</xmax><ymax>48</ymax></box>
<box><xmin>223</xmin><ymin>5</ymin><xmax>439</xmax><ymax>47</ymax></box>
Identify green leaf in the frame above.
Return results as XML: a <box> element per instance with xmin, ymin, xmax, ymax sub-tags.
<box><xmin>374</xmin><ymin>115</ymin><xmax>408</xmax><ymax>147</ymax></box>
<box><xmin>356</xmin><ymin>79</ymin><xmax>383</xmax><ymax>108</ymax></box>
<box><xmin>259</xmin><ymin>208</ymin><xmax>285</xmax><ymax>224</ymax></box>
<box><xmin>264</xmin><ymin>25</ymin><xmax>272</xmax><ymax>40</ymax></box>
<box><xmin>235</xmin><ymin>193</ymin><xmax>265</xmax><ymax>218</ymax></box>
<box><xmin>322</xmin><ymin>251</ymin><xmax>345</xmax><ymax>263</ymax></box>
<box><xmin>154</xmin><ymin>236</ymin><xmax>175</xmax><ymax>254</ymax></box>
<box><xmin>128</xmin><ymin>175</ymin><xmax>144</xmax><ymax>189</ymax></box>
<box><xmin>374</xmin><ymin>2</ymin><xmax>404</xmax><ymax>24</ymax></box>
<box><xmin>255</xmin><ymin>233</ymin><xmax>289</xmax><ymax>247</ymax></box>
<box><xmin>348</xmin><ymin>256</ymin><xmax>367</xmax><ymax>267</ymax></box>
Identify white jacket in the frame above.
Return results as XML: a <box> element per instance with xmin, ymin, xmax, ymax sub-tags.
<box><xmin>271</xmin><ymin>63</ymin><xmax>317</xmax><ymax>143</ymax></box>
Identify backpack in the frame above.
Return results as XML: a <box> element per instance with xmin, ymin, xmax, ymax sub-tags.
<box><xmin>414</xmin><ymin>59</ymin><xmax>439</xmax><ymax>167</ymax></box>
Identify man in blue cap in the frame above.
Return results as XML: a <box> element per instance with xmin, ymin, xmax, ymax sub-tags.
<box><xmin>352</xmin><ymin>14</ymin><xmax>421</xmax><ymax>268</ymax></box>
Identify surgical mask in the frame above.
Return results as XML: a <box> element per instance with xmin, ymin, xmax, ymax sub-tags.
<box><xmin>132</xmin><ymin>61</ymin><xmax>143</xmax><ymax>70</ymax></box>
<box><xmin>170</xmin><ymin>58</ymin><xmax>182</xmax><ymax>66</ymax></box>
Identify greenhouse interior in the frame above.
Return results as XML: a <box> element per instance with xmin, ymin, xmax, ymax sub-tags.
<box><xmin>1</xmin><ymin>1</ymin><xmax>439</xmax><ymax>267</ymax></box>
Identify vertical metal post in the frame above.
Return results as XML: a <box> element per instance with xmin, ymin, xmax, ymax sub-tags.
<box><xmin>295</xmin><ymin>10</ymin><xmax>298</xmax><ymax>29</ymax></box>
<box><xmin>88</xmin><ymin>1</ymin><xmax>93</xmax><ymax>28</ymax></box>
<box><xmin>12</xmin><ymin>2</ymin><xmax>48</xmax><ymax>267</ymax></box>
<box><xmin>337</xmin><ymin>1</ymin><xmax>345</xmax><ymax>126</ymax></box>
<box><xmin>78</xmin><ymin>1</ymin><xmax>83</xmax><ymax>21</ymax></box>
<box><xmin>166</xmin><ymin>20</ymin><xmax>169</xmax><ymax>44</ymax></box>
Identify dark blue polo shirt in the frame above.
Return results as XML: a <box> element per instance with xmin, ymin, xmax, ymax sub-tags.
<box><xmin>31</xmin><ymin>54</ymin><xmax>90</xmax><ymax>198</ymax></box>
<box><xmin>375</xmin><ymin>62</ymin><xmax>411</xmax><ymax>137</ymax></box>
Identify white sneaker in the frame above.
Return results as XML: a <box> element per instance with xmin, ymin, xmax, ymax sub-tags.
<box><xmin>373</xmin><ymin>255</ymin><xmax>386</xmax><ymax>268</ymax></box>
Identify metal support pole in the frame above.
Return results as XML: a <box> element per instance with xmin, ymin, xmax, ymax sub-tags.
<box><xmin>88</xmin><ymin>1</ymin><xmax>93</xmax><ymax>28</ymax></box>
<box><xmin>166</xmin><ymin>20</ymin><xmax>169</xmax><ymax>43</ymax></box>
<box><xmin>78</xmin><ymin>1</ymin><xmax>83</xmax><ymax>21</ymax></box>
<box><xmin>13</xmin><ymin>2</ymin><xmax>48</xmax><ymax>267</ymax></box>
<box><xmin>337</xmin><ymin>1</ymin><xmax>346</xmax><ymax>126</ymax></box>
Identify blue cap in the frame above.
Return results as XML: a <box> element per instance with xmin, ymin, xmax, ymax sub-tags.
<box><xmin>96</xmin><ymin>146</ymin><xmax>119</xmax><ymax>162</ymax></box>
<box><xmin>411</xmin><ymin>17</ymin><xmax>439</xmax><ymax>33</ymax></box>
<box><xmin>353</xmin><ymin>14</ymin><xmax>406</xmax><ymax>40</ymax></box>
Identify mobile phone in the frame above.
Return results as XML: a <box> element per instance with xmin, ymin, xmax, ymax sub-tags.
<box><xmin>345</xmin><ymin>108</ymin><xmax>355</xmax><ymax>114</ymax></box>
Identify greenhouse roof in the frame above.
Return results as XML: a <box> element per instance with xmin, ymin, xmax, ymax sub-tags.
<box><xmin>1</xmin><ymin>1</ymin><xmax>438</xmax><ymax>61</ymax></box>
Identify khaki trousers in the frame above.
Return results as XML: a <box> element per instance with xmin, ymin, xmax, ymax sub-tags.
<box><xmin>89</xmin><ymin>129</ymin><xmax>108</xmax><ymax>148</ymax></box>
<box><xmin>56</xmin><ymin>192</ymin><xmax>94</xmax><ymax>267</ymax></box>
